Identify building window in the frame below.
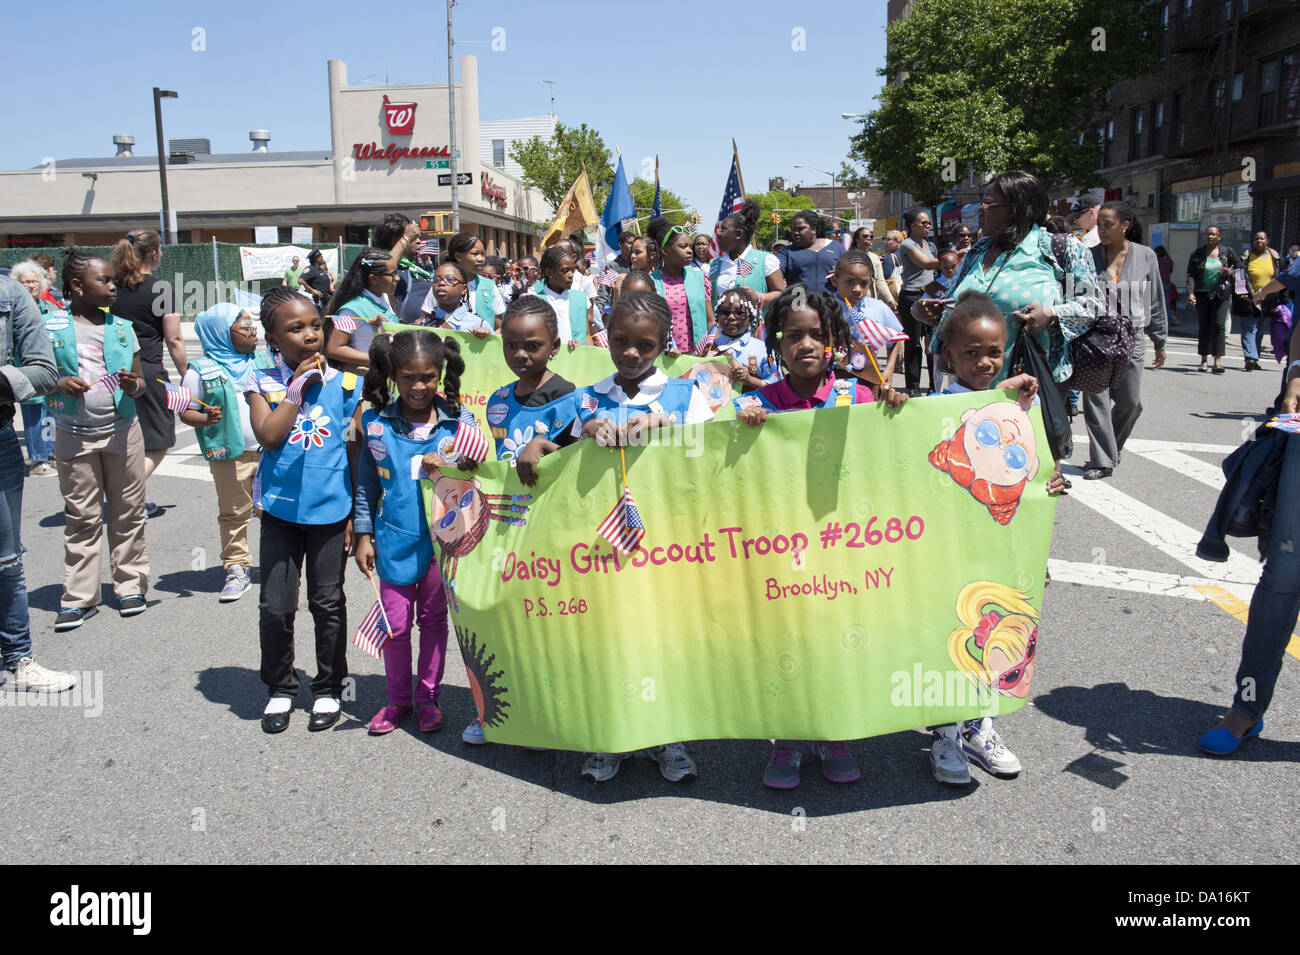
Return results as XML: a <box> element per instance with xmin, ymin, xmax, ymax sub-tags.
<box><xmin>1151</xmin><ymin>100</ymin><xmax>1165</xmax><ymax>154</ymax></box>
<box><xmin>1130</xmin><ymin>108</ymin><xmax>1145</xmax><ymax>162</ymax></box>
<box><xmin>1211</xmin><ymin>78</ymin><xmax>1226</xmax><ymax>107</ymax></box>
<box><xmin>492</xmin><ymin>139</ymin><xmax>505</xmax><ymax>167</ymax></box>
<box><xmin>1183</xmin><ymin>0</ymin><xmax>1194</xmax><ymax>18</ymax></box>
<box><xmin>1231</xmin><ymin>72</ymin><xmax>1244</xmax><ymax>102</ymax></box>
<box><xmin>1259</xmin><ymin>57</ymin><xmax>1281</xmax><ymax>125</ymax></box>
<box><xmin>1098</xmin><ymin>119</ymin><xmax>1115</xmax><ymax>167</ymax></box>
<box><xmin>1173</xmin><ymin>90</ymin><xmax>1186</xmax><ymax>148</ymax></box>
<box><xmin>1158</xmin><ymin>3</ymin><xmax>1169</xmax><ymax>59</ymax></box>
<box><xmin>1221</xmin><ymin>0</ymin><xmax>1232</xmax><ymax>21</ymax></box>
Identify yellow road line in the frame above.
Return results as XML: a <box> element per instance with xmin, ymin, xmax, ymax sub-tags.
<box><xmin>1193</xmin><ymin>584</ymin><xmax>1300</xmax><ymax>661</ymax></box>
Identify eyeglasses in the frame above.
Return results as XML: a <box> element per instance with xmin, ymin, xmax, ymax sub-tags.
<box><xmin>993</xmin><ymin>628</ymin><xmax>1037</xmax><ymax>690</ymax></box>
<box><xmin>974</xmin><ymin>419</ymin><xmax>1029</xmax><ymax>470</ymax></box>
<box><xmin>979</xmin><ymin>202</ymin><xmax>1012</xmax><ymax>213</ymax></box>
<box><xmin>433</xmin><ymin>277</ymin><xmax>466</xmax><ymax>286</ymax></box>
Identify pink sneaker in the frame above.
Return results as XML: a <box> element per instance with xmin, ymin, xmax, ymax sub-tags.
<box><xmin>368</xmin><ymin>704</ymin><xmax>413</xmax><ymax>735</ymax></box>
<box><xmin>417</xmin><ymin>702</ymin><xmax>444</xmax><ymax>733</ymax></box>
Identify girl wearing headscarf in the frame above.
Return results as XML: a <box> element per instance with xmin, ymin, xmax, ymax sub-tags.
<box><xmin>177</xmin><ymin>303</ymin><xmax>276</xmax><ymax>602</ymax></box>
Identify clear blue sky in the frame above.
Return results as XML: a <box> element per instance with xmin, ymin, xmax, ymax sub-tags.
<box><xmin>6</xmin><ymin>0</ymin><xmax>889</xmax><ymax>222</ymax></box>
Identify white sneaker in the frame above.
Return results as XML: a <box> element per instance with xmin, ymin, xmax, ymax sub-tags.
<box><xmin>650</xmin><ymin>742</ymin><xmax>697</xmax><ymax>783</ymax></box>
<box><xmin>962</xmin><ymin>718</ymin><xmax>1022</xmax><ymax>776</ymax></box>
<box><xmin>930</xmin><ymin>725</ymin><xmax>972</xmax><ymax>785</ymax></box>
<box><xmin>461</xmin><ymin>720</ymin><xmax>487</xmax><ymax>745</ymax></box>
<box><xmin>6</xmin><ymin>657</ymin><xmax>76</xmax><ymax>694</ymax></box>
<box><xmin>28</xmin><ymin>462</ymin><xmax>56</xmax><ymax>477</ymax></box>
<box><xmin>580</xmin><ymin>752</ymin><xmax>625</xmax><ymax>783</ymax></box>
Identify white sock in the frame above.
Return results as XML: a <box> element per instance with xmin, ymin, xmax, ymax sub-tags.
<box><xmin>264</xmin><ymin>698</ymin><xmax>291</xmax><ymax>715</ymax></box>
<box><xmin>312</xmin><ymin>697</ymin><xmax>340</xmax><ymax>715</ymax></box>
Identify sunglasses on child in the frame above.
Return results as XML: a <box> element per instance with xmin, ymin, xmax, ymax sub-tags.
<box><xmin>974</xmin><ymin>420</ymin><xmax>1029</xmax><ymax>470</ymax></box>
<box><xmin>437</xmin><ymin>488</ymin><xmax>478</xmax><ymax>530</ymax></box>
<box><xmin>715</xmin><ymin>307</ymin><xmax>749</xmax><ymax>318</ymax></box>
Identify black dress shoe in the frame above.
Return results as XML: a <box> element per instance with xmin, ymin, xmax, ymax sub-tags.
<box><xmin>1082</xmin><ymin>466</ymin><xmax>1113</xmax><ymax>480</ymax></box>
<box><xmin>307</xmin><ymin>704</ymin><xmax>341</xmax><ymax>732</ymax></box>
<box><xmin>262</xmin><ymin>709</ymin><xmax>291</xmax><ymax>734</ymax></box>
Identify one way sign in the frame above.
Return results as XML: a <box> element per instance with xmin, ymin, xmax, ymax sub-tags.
<box><xmin>437</xmin><ymin>173</ymin><xmax>473</xmax><ymax>186</ymax></box>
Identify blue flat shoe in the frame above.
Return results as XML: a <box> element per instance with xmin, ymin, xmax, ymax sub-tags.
<box><xmin>1198</xmin><ymin>719</ymin><xmax>1263</xmax><ymax>756</ymax></box>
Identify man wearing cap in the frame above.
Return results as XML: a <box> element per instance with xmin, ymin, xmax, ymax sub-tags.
<box><xmin>1068</xmin><ymin>196</ymin><xmax>1101</xmax><ymax>248</ymax></box>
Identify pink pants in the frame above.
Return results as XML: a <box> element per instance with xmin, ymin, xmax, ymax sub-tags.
<box><xmin>379</xmin><ymin>560</ymin><xmax>449</xmax><ymax>706</ymax></box>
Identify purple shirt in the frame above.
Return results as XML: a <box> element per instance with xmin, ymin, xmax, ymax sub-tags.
<box><xmin>754</xmin><ymin>372</ymin><xmax>874</xmax><ymax>412</ymax></box>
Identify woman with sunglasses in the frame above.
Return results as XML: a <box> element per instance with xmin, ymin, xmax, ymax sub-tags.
<box><xmin>850</xmin><ymin>225</ymin><xmax>897</xmax><ymax>312</ymax></box>
<box><xmin>324</xmin><ymin>248</ymin><xmax>401</xmax><ymax>372</ymax></box>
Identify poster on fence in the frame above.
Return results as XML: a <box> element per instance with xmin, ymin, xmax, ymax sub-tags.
<box><xmin>239</xmin><ymin>245</ymin><xmax>339</xmax><ymax>281</ymax></box>
<box><xmin>420</xmin><ymin>391</ymin><xmax>1057</xmax><ymax>753</ymax></box>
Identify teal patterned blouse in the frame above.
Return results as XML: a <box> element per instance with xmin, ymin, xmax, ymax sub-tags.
<box><xmin>932</xmin><ymin>224</ymin><xmax>1102</xmax><ymax>384</ymax></box>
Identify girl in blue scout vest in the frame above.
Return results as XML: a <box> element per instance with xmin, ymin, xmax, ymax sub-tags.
<box><xmin>711</xmin><ymin>198</ymin><xmax>786</xmax><ymax>312</ymax></box>
<box><xmin>884</xmin><ymin>292</ymin><xmax>1064</xmax><ymax>786</ymax></box>
<box><xmin>486</xmin><ymin>295</ymin><xmax>579</xmax><ymax>482</ymax></box>
<box><xmin>440</xmin><ymin>233</ymin><xmax>506</xmax><ymax>330</ymax></box>
<box><xmin>177</xmin><ymin>303</ymin><xmax>276</xmax><ymax>603</ymax></box>
<box><xmin>566</xmin><ymin>291</ymin><xmax>716</xmax><ymax>785</ymax></box>
<box><xmin>533</xmin><ymin>246</ymin><xmax>594</xmax><ymax>345</ymax></box>
<box><xmin>833</xmin><ymin>250</ymin><xmax>906</xmax><ymax>385</ymax></box>
<box><xmin>647</xmin><ymin>218</ymin><xmax>713</xmax><ymax>354</ymax></box>
<box><xmin>244</xmin><ymin>287</ymin><xmax>362</xmax><ymax>735</ymax></box>
<box><xmin>47</xmin><ymin>250</ymin><xmax>150</xmax><ymax>633</ymax></box>
<box><xmin>353</xmin><ymin>329</ymin><xmax>467</xmax><ymax>736</ymax></box>
<box><xmin>732</xmin><ymin>286</ymin><xmax>906</xmax><ymax>789</ymax></box>
<box><xmin>419</xmin><ymin>262</ymin><xmax>494</xmax><ymax>333</ymax></box>
<box><xmin>701</xmin><ymin>288</ymin><xmax>780</xmax><ymax>392</ymax></box>
<box><xmin>323</xmin><ymin>247</ymin><xmax>400</xmax><ymax>371</ymax></box>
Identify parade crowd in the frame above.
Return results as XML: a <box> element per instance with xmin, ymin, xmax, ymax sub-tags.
<box><xmin>3</xmin><ymin>168</ymin><xmax>1299</xmax><ymax>789</ymax></box>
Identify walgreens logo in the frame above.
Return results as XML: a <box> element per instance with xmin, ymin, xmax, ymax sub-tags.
<box><xmin>353</xmin><ymin>142</ymin><xmax>451</xmax><ymax>164</ymax></box>
<box><xmin>382</xmin><ymin>95</ymin><xmax>416</xmax><ymax>135</ymax></box>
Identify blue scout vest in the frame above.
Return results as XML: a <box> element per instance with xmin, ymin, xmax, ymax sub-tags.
<box><xmin>45</xmin><ymin>311</ymin><xmax>137</xmax><ymax>418</ymax></box>
<box><xmin>651</xmin><ymin>269</ymin><xmax>708</xmax><ymax>346</ymax></box>
<box><xmin>361</xmin><ymin>408</ymin><xmax>457</xmax><ymax>586</ymax></box>
<box><xmin>575</xmin><ymin>377</ymin><xmax>696</xmax><ymax>428</ymax></box>
<box><xmin>484</xmin><ymin>382</ymin><xmax>580</xmax><ymax>461</ymax></box>
<box><xmin>734</xmin><ymin>377</ymin><xmax>861</xmax><ymax>415</ymax></box>
<box><xmin>254</xmin><ymin>366</ymin><xmax>359</xmax><ymax>525</ymax></box>
<box><xmin>471</xmin><ymin>277</ymin><xmax>497</xmax><ymax>322</ymax></box>
<box><xmin>192</xmin><ymin>351</ymin><xmax>275</xmax><ymax>460</ymax></box>
<box><xmin>531</xmin><ymin>282</ymin><xmax>589</xmax><ymax>340</ymax></box>
<box><xmin>709</xmin><ymin>248</ymin><xmax>768</xmax><ymax>307</ymax></box>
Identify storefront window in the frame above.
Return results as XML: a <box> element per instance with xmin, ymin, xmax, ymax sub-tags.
<box><xmin>1178</xmin><ymin>184</ymin><xmax>1253</xmax><ymax>252</ymax></box>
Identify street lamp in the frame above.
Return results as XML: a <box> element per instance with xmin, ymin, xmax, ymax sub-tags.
<box><xmin>153</xmin><ymin>87</ymin><xmax>178</xmax><ymax>244</ymax></box>
<box><xmin>794</xmin><ymin>162</ymin><xmax>836</xmax><ymax>231</ymax></box>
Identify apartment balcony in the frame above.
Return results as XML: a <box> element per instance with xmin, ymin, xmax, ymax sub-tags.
<box><xmin>1168</xmin><ymin>3</ymin><xmax>1230</xmax><ymax>53</ymax></box>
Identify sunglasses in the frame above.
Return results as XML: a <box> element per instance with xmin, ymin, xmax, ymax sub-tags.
<box><xmin>433</xmin><ymin>276</ymin><xmax>466</xmax><ymax>286</ymax></box>
<box><xmin>979</xmin><ymin>202</ymin><xmax>1012</xmax><ymax>213</ymax></box>
<box><xmin>993</xmin><ymin>629</ymin><xmax>1037</xmax><ymax>690</ymax></box>
<box><xmin>974</xmin><ymin>419</ymin><xmax>1029</xmax><ymax>470</ymax></box>
<box><xmin>437</xmin><ymin>488</ymin><xmax>478</xmax><ymax>531</ymax></box>
<box><xmin>715</xmin><ymin>307</ymin><xmax>749</xmax><ymax>318</ymax></box>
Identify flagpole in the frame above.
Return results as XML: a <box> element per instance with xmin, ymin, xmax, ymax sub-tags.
<box><xmin>732</xmin><ymin>138</ymin><xmax>746</xmax><ymax>196</ymax></box>
<box><xmin>156</xmin><ymin>379</ymin><xmax>216</xmax><ymax>410</ymax></box>
<box><xmin>618</xmin><ymin>445</ymin><xmax>628</xmax><ymax>491</ymax></box>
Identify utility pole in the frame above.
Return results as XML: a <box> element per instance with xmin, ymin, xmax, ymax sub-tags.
<box><xmin>447</xmin><ymin>0</ymin><xmax>460</xmax><ymax>232</ymax></box>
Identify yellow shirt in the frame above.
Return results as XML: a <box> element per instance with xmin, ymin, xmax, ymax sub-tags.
<box><xmin>1246</xmin><ymin>250</ymin><xmax>1276</xmax><ymax>293</ymax></box>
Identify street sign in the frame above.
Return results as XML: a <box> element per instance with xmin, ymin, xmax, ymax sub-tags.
<box><xmin>437</xmin><ymin>173</ymin><xmax>473</xmax><ymax>186</ymax></box>
<box><xmin>426</xmin><ymin>160</ymin><xmax>450</xmax><ymax>169</ymax></box>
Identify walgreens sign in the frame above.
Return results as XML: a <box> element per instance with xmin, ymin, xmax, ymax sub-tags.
<box><xmin>352</xmin><ymin>94</ymin><xmax>449</xmax><ymax>165</ymax></box>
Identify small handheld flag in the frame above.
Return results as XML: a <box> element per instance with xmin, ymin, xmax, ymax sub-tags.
<box><xmin>353</xmin><ymin>600</ymin><xmax>392</xmax><ymax>659</ymax></box>
<box><xmin>1266</xmin><ymin>413</ymin><xmax>1300</xmax><ymax>435</ymax></box>
<box><xmin>89</xmin><ymin>372</ymin><xmax>120</xmax><ymax>394</ymax></box>
<box><xmin>330</xmin><ymin>315</ymin><xmax>359</xmax><ymax>333</ymax></box>
<box><xmin>597</xmin><ymin>485</ymin><xmax>646</xmax><ymax>554</ymax></box>
<box><xmin>852</xmin><ymin>317</ymin><xmax>908</xmax><ymax>353</ymax></box>
<box><xmin>591</xmin><ymin>329</ymin><xmax>609</xmax><ymax>348</ymax></box>
<box><xmin>597</xmin><ymin>268</ymin><xmax>619</xmax><ymax>287</ymax></box>
<box><xmin>451</xmin><ymin>416</ymin><xmax>490</xmax><ymax>463</ymax></box>
<box><xmin>735</xmin><ymin>257</ymin><xmax>754</xmax><ymax>278</ymax></box>
<box><xmin>161</xmin><ymin>381</ymin><xmax>198</xmax><ymax>413</ymax></box>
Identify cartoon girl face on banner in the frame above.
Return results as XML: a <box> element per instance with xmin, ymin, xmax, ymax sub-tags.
<box><xmin>928</xmin><ymin>401</ymin><xmax>1039</xmax><ymax>524</ymax></box>
<box><xmin>947</xmin><ymin>582</ymin><xmax>1039</xmax><ymax>699</ymax></box>
<box><xmin>679</xmin><ymin>360</ymin><xmax>732</xmax><ymax>415</ymax></box>
<box><xmin>425</xmin><ymin>465</ymin><xmax>529</xmax><ymax>608</ymax></box>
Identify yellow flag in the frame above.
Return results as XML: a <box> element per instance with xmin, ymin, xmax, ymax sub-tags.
<box><xmin>541</xmin><ymin>168</ymin><xmax>599</xmax><ymax>249</ymax></box>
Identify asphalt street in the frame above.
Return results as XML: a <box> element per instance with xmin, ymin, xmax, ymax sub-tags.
<box><xmin>4</xmin><ymin>304</ymin><xmax>1297</xmax><ymax>864</ymax></box>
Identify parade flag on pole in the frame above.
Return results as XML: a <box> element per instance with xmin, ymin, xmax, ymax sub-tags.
<box><xmin>541</xmin><ymin>165</ymin><xmax>599</xmax><ymax>249</ymax></box>
<box><xmin>712</xmin><ymin>140</ymin><xmax>747</xmax><ymax>256</ymax></box>
<box><xmin>651</xmin><ymin>155</ymin><xmax>662</xmax><ymax>219</ymax></box>
<box><xmin>160</xmin><ymin>381</ymin><xmax>199</xmax><ymax>413</ymax></box>
<box><xmin>736</xmin><ymin>258</ymin><xmax>754</xmax><ymax>277</ymax></box>
<box><xmin>330</xmin><ymin>315</ymin><xmax>359</xmax><ymax>333</ymax></box>
<box><xmin>353</xmin><ymin>600</ymin><xmax>392</xmax><ymax>659</ymax></box>
<box><xmin>89</xmin><ymin>372</ymin><xmax>120</xmax><ymax>394</ymax></box>
<box><xmin>600</xmin><ymin>156</ymin><xmax>636</xmax><ymax>265</ymax></box>
<box><xmin>452</xmin><ymin>415</ymin><xmax>490</xmax><ymax>463</ymax></box>
<box><xmin>694</xmin><ymin>324</ymin><xmax>720</xmax><ymax>356</ymax></box>
<box><xmin>852</xmin><ymin>317</ymin><xmax>908</xmax><ymax>353</ymax></box>
<box><xmin>596</xmin><ymin>446</ymin><xmax>646</xmax><ymax>554</ymax></box>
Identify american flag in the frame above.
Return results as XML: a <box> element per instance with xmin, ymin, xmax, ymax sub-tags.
<box><xmin>852</xmin><ymin>317</ymin><xmax>908</xmax><ymax>353</ymax></box>
<box><xmin>352</xmin><ymin>600</ymin><xmax>391</xmax><ymax>659</ymax></box>
<box><xmin>331</xmin><ymin>315</ymin><xmax>359</xmax><ymax>333</ymax></box>
<box><xmin>735</xmin><ymin>257</ymin><xmax>754</xmax><ymax>278</ymax></box>
<box><xmin>694</xmin><ymin>324</ymin><xmax>720</xmax><ymax>356</ymax></box>
<box><xmin>89</xmin><ymin>372</ymin><xmax>120</xmax><ymax>393</ymax></box>
<box><xmin>591</xmin><ymin>329</ymin><xmax>609</xmax><ymax>348</ymax></box>
<box><xmin>597</xmin><ymin>268</ymin><xmax>619</xmax><ymax>287</ymax></box>
<box><xmin>580</xmin><ymin>392</ymin><xmax>599</xmax><ymax>414</ymax></box>
<box><xmin>596</xmin><ymin>485</ymin><xmax>646</xmax><ymax>555</ymax></box>
<box><xmin>451</xmin><ymin>416</ymin><xmax>490</xmax><ymax>463</ymax></box>
<box><xmin>711</xmin><ymin>153</ymin><xmax>745</xmax><ymax>257</ymax></box>
<box><xmin>161</xmin><ymin>381</ymin><xmax>198</xmax><ymax>413</ymax></box>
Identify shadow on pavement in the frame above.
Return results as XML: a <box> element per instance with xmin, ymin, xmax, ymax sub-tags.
<box><xmin>194</xmin><ymin>666</ymin><xmax>984</xmax><ymax>815</ymax></box>
<box><xmin>155</xmin><ymin>566</ymin><xmax>227</xmax><ymax>598</ymax></box>
<box><xmin>1035</xmin><ymin>682</ymin><xmax>1300</xmax><ymax>773</ymax></box>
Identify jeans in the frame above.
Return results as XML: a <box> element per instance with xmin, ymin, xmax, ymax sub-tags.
<box><xmin>0</xmin><ymin>426</ymin><xmax>32</xmax><ymax>667</ymax></box>
<box><xmin>20</xmin><ymin>403</ymin><xmax>52</xmax><ymax>462</ymax></box>
<box><xmin>1231</xmin><ymin>434</ymin><xmax>1300</xmax><ymax>721</ymax></box>
<box><xmin>1239</xmin><ymin>314</ymin><xmax>1260</xmax><ymax>361</ymax></box>
<box><xmin>259</xmin><ymin>512</ymin><xmax>349</xmax><ymax>699</ymax></box>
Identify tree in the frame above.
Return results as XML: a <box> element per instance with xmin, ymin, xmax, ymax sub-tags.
<box><xmin>751</xmin><ymin>189</ymin><xmax>815</xmax><ymax>250</ymax></box>
<box><xmin>509</xmin><ymin>122</ymin><xmax>614</xmax><ymax>209</ymax></box>
<box><xmin>848</xmin><ymin>0</ymin><xmax>1160</xmax><ymax>204</ymax></box>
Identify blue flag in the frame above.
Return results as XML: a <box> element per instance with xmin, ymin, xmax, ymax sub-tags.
<box><xmin>651</xmin><ymin>156</ymin><xmax>662</xmax><ymax>219</ymax></box>
<box><xmin>601</xmin><ymin>156</ymin><xmax>636</xmax><ymax>252</ymax></box>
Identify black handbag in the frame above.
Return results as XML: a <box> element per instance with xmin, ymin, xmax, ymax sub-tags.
<box><xmin>1009</xmin><ymin>330</ymin><xmax>1072</xmax><ymax>462</ymax></box>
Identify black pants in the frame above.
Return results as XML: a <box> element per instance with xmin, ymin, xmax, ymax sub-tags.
<box><xmin>897</xmin><ymin>290</ymin><xmax>937</xmax><ymax>392</ymax></box>
<box><xmin>259</xmin><ymin>512</ymin><xmax>349</xmax><ymax>699</ymax></box>
<box><xmin>1195</xmin><ymin>294</ymin><xmax>1229</xmax><ymax>358</ymax></box>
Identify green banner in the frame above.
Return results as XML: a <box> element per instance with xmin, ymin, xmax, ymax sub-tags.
<box><xmin>421</xmin><ymin>391</ymin><xmax>1057</xmax><ymax>753</ymax></box>
<box><xmin>383</xmin><ymin>324</ymin><xmax>740</xmax><ymax>432</ymax></box>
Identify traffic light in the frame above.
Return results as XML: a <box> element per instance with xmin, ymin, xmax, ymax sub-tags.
<box><xmin>692</xmin><ymin>212</ymin><xmax>702</xmax><ymax>225</ymax></box>
<box><xmin>420</xmin><ymin>211</ymin><xmax>451</xmax><ymax>234</ymax></box>
<box><xmin>770</xmin><ymin>213</ymin><xmax>781</xmax><ymax>223</ymax></box>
